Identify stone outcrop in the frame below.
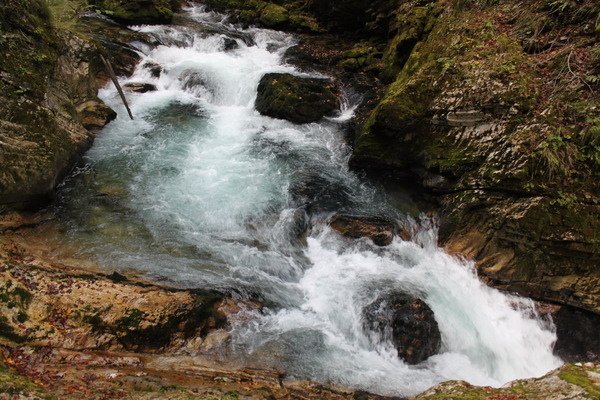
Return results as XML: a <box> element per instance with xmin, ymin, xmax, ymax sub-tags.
<box><xmin>0</xmin><ymin>1</ymin><xmax>103</xmax><ymax>209</ymax></box>
<box><xmin>0</xmin><ymin>247</ymin><xmax>226</xmax><ymax>352</ymax></box>
<box><xmin>256</xmin><ymin>73</ymin><xmax>339</xmax><ymax>124</ymax></box>
<box><xmin>124</xmin><ymin>82</ymin><xmax>158</xmax><ymax>93</ymax></box>
<box><xmin>0</xmin><ymin>0</ymin><xmax>158</xmax><ymax>210</ymax></box>
<box><xmin>363</xmin><ymin>292</ymin><xmax>441</xmax><ymax>364</ymax></box>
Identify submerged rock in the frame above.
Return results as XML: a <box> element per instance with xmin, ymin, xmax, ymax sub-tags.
<box><xmin>124</xmin><ymin>82</ymin><xmax>158</xmax><ymax>93</ymax></box>
<box><xmin>329</xmin><ymin>214</ymin><xmax>396</xmax><ymax>246</ymax></box>
<box><xmin>289</xmin><ymin>172</ymin><xmax>351</xmax><ymax>213</ymax></box>
<box><xmin>142</xmin><ymin>61</ymin><xmax>163</xmax><ymax>77</ymax></box>
<box><xmin>255</xmin><ymin>73</ymin><xmax>339</xmax><ymax>124</ymax></box>
<box><xmin>363</xmin><ymin>292</ymin><xmax>441</xmax><ymax>364</ymax></box>
<box><xmin>222</xmin><ymin>37</ymin><xmax>239</xmax><ymax>51</ymax></box>
<box><xmin>179</xmin><ymin>70</ymin><xmax>208</xmax><ymax>93</ymax></box>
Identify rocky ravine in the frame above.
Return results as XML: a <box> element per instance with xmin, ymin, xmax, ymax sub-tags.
<box><xmin>204</xmin><ymin>0</ymin><xmax>600</xmax><ymax>354</ymax></box>
<box><xmin>0</xmin><ymin>0</ymin><xmax>599</xmax><ymax>398</ymax></box>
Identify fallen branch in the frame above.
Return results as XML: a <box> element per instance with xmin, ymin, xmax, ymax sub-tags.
<box><xmin>100</xmin><ymin>54</ymin><xmax>134</xmax><ymax>120</ymax></box>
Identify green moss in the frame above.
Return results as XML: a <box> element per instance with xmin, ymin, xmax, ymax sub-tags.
<box><xmin>288</xmin><ymin>12</ymin><xmax>320</xmax><ymax>32</ymax></box>
<box><xmin>382</xmin><ymin>2</ymin><xmax>441</xmax><ymax>80</ymax></box>
<box><xmin>559</xmin><ymin>364</ymin><xmax>600</xmax><ymax>398</ymax></box>
<box><xmin>259</xmin><ymin>3</ymin><xmax>288</xmax><ymax>27</ymax></box>
<box><xmin>91</xmin><ymin>0</ymin><xmax>174</xmax><ymax>24</ymax></box>
<box><xmin>255</xmin><ymin>73</ymin><xmax>338</xmax><ymax>124</ymax></box>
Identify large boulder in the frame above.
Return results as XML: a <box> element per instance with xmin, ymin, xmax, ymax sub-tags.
<box><xmin>363</xmin><ymin>292</ymin><xmax>441</xmax><ymax>364</ymax></box>
<box><xmin>255</xmin><ymin>73</ymin><xmax>339</xmax><ymax>124</ymax></box>
<box><xmin>536</xmin><ymin>303</ymin><xmax>600</xmax><ymax>363</ymax></box>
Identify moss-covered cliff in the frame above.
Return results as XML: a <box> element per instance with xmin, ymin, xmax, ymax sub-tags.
<box><xmin>0</xmin><ymin>0</ymin><xmax>180</xmax><ymax>210</ymax></box>
<box><xmin>351</xmin><ymin>0</ymin><xmax>600</xmax><ymax>314</ymax></box>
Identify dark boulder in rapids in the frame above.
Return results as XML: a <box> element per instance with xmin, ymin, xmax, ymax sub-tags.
<box><xmin>223</xmin><ymin>37</ymin><xmax>239</xmax><ymax>51</ymax></box>
<box><xmin>329</xmin><ymin>214</ymin><xmax>398</xmax><ymax>246</ymax></box>
<box><xmin>255</xmin><ymin>73</ymin><xmax>339</xmax><ymax>124</ymax></box>
<box><xmin>364</xmin><ymin>292</ymin><xmax>441</xmax><ymax>364</ymax></box>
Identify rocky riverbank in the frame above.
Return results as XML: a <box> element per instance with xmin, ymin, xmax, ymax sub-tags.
<box><xmin>0</xmin><ymin>220</ymin><xmax>597</xmax><ymax>398</ymax></box>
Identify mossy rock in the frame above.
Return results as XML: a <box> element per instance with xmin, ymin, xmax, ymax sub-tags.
<box><xmin>288</xmin><ymin>12</ymin><xmax>321</xmax><ymax>33</ymax></box>
<box><xmin>255</xmin><ymin>73</ymin><xmax>339</xmax><ymax>124</ymax></box>
<box><xmin>91</xmin><ymin>0</ymin><xmax>176</xmax><ymax>24</ymax></box>
<box><xmin>259</xmin><ymin>3</ymin><xmax>288</xmax><ymax>27</ymax></box>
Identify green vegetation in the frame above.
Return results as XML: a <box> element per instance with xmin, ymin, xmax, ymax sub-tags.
<box><xmin>44</xmin><ymin>0</ymin><xmax>89</xmax><ymax>32</ymax></box>
<box><xmin>559</xmin><ymin>364</ymin><xmax>600</xmax><ymax>398</ymax></box>
<box><xmin>260</xmin><ymin>3</ymin><xmax>288</xmax><ymax>27</ymax></box>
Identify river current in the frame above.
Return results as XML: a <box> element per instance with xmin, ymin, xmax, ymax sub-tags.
<box><xmin>53</xmin><ymin>6</ymin><xmax>561</xmax><ymax>396</ymax></box>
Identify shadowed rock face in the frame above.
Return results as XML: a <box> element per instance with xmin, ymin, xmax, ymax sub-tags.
<box><xmin>537</xmin><ymin>304</ymin><xmax>600</xmax><ymax>363</ymax></box>
<box><xmin>349</xmin><ymin>0</ymin><xmax>600</xmax><ymax>315</ymax></box>
<box><xmin>255</xmin><ymin>73</ymin><xmax>339</xmax><ymax>124</ymax></box>
<box><xmin>363</xmin><ymin>292</ymin><xmax>441</xmax><ymax>364</ymax></box>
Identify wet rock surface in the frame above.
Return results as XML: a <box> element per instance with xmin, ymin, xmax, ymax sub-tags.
<box><xmin>536</xmin><ymin>303</ymin><xmax>600</xmax><ymax>363</ymax></box>
<box><xmin>255</xmin><ymin>73</ymin><xmax>339</xmax><ymax>124</ymax></box>
<box><xmin>0</xmin><ymin>244</ymin><xmax>225</xmax><ymax>352</ymax></box>
<box><xmin>330</xmin><ymin>215</ymin><xmax>396</xmax><ymax>246</ymax></box>
<box><xmin>124</xmin><ymin>82</ymin><xmax>158</xmax><ymax>93</ymax></box>
<box><xmin>76</xmin><ymin>99</ymin><xmax>117</xmax><ymax>131</ymax></box>
<box><xmin>363</xmin><ymin>292</ymin><xmax>441</xmax><ymax>364</ymax></box>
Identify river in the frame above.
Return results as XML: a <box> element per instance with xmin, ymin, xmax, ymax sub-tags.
<box><xmin>52</xmin><ymin>5</ymin><xmax>561</xmax><ymax>396</ymax></box>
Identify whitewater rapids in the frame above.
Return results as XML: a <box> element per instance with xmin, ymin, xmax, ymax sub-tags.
<box><xmin>54</xmin><ymin>6</ymin><xmax>562</xmax><ymax>396</ymax></box>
